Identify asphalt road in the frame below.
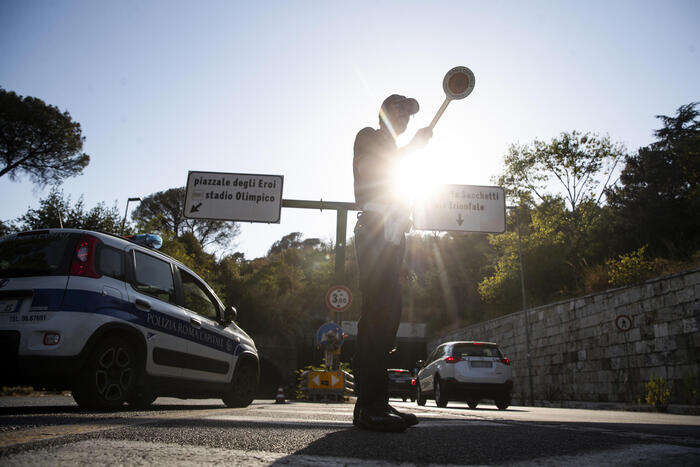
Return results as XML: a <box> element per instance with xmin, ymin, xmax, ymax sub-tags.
<box><xmin>1</xmin><ymin>395</ymin><xmax>699</xmax><ymax>466</ymax></box>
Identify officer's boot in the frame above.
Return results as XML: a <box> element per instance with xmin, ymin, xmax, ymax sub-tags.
<box><xmin>353</xmin><ymin>403</ymin><xmax>407</xmax><ymax>432</ymax></box>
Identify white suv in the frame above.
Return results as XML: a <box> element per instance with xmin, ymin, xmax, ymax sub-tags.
<box><xmin>415</xmin><ymin>341</ymin><xmax>513</xmax><ymax>410</ymax></box>
<box><xmin>0</xmin><ymin>229</ymin><xmax>259</xmax><ymax>410</ymax></box>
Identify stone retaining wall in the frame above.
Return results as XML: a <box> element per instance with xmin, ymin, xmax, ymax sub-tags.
<box><xmin>429</xmin><ymin>269</ymin><xmax>700</xmax><ymax>404</ymax></box>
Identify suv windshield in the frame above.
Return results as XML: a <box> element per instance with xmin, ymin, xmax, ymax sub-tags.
<box><xmin>452</xmin><ymin>344</ymin><xmax>502</xmax><ymax>358</ymax></box>
<box><xmin>0</xmin><ymin>231</ymin><xmax>78</xmax><ymax>278</ymax></box>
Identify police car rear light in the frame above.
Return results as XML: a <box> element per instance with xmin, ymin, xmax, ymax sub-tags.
<box><xmin>500</xmin><ymin>357</ymin><xmax>510</xmax><ymax>366</ymax></box>
<box><xmin>43</xmin><ymin>332</ymin><xmax>60</xmax><ymax>346</ymax></box>
<box><xmin>69</xmin><ymin>235</ymin><xmax>101</xmax><ymax>278</ymax></box>
<box><xmin>410</xmin><ymin>378</ymin><xmax>416</xmax><ymax>386</ymax></box>
<box><xmin>445</xmin><ymin>356</ymin><xmax>461</xmax><ymax>363</ymax></box>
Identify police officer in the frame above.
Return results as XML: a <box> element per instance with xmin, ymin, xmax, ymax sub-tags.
<box><xmin>352</xmin><ymin>94</ymin><xmax>432</xmax><ymax>432</ymax></box>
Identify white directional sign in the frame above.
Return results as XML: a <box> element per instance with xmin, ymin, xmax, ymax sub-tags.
<box><xmin>413</xmin><ymin>185</ymin><xmax>506</xmax><ymax>233</ymax></box>
<box><xmin>184</xmin><ymin>171</ymin><xmax>283</xmax><ymax>223</ymax></box>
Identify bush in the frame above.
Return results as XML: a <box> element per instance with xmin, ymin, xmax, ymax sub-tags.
<box><xmin>607</xmin><ymin>246</ymin><xmax>654</xmax><ymax>287</ymax></box>
<box><xmin>645</xmin><ymin>376</ymin><xmax>671</xmax><ymax>412</ymax></box>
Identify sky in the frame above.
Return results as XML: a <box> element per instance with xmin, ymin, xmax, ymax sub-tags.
<box><xmin>1</xmin><ymin>0</ymin><xmax>698</xmax><ymax>259</ymax></box>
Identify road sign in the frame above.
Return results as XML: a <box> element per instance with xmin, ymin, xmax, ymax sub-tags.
<box><xmin>316</xmin><ymin>322</ymin><xmax>344</xmax><ymax>350</ymax></box>
<box><xmin>429</xmin><ymin>65</ymin><xmax>476</xmax><ymax>130</ymax></box>
<box><xmin>325</xmin><ymin>285</ymin><xmax>352</xmax><ymax>312</ymax></box>
<box><xmin>184</xmin><ymin>171</ymin><xmax>283</xmax><ymax>223</ymax></box>
<box><xmin>413</xmin><ymin>184</ymin><xmax>506</xmax><ymax>233</ymax></box>
<box><xmin>615</xmin><ymin>314</ymin><xmax>632</xmax><ymax>332</ymax></box>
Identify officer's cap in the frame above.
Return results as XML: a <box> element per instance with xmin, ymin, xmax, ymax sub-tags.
<box><xmin>381</xmin><ymin>94</ymin><xmax>419</xmax><ymax>116</ymax></box>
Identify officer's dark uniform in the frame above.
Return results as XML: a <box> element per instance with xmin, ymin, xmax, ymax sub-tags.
<box><xmin>352</xmin><ymin>94</ymin><xmax>426</xmax><ymax>432</ymax></box>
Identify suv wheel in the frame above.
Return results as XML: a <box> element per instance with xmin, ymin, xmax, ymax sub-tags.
<box><xmin>416</xmin><ymin>380</ymin><xmax>426</xmax><ymax>406</ymax></box>
<box><xmin>467</xmin><ymin>399</ymin><xmax>479</xmax><ymax>409</ymax></box>
<box><xmin>222</xmin><ymin>360</ymin><xmax>258</xmax><ymax>408</ymax></box>
<box><xmin>495</xmin><ymin>396</ymin><xmax>510</xmax><ymax>410</ymax></box>
<box><xmin>435</xmin><ymin>376</ymin><xmax>448</xmax><ymax>408</ymax></box>
<box><xmin>73</xmin><ymin>337</ymin><xmax>137</xmax><ymax>410</ymax></box>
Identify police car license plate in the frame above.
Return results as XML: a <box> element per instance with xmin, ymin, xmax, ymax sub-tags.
<box><xmin>0</xmin><ymin>299</ymin><xmax>20</xmax><ymax>313</ymax></box>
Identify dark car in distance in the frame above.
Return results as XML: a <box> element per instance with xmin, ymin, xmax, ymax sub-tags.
<box><xmin>387</xmin><ymin>368</ymin><xmax>415</xmax><ymax>402</ymax></box>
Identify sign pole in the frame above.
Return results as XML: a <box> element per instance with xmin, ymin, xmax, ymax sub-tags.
<box><xmin>334</xmin><ymin>209</ymin><xmax>348</xmax><ymax>324</ymax></box>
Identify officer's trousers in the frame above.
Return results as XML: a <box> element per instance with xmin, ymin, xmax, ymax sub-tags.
<box><xmin>353</xmin><ymin>213</ymin><xmax>405</xmax><ymax>408</ymax></box>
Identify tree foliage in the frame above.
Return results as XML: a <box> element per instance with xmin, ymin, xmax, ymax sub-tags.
<box><xmin>0</xmin><ymin>88</ymin><xmax>90</xmax><ymax>186</ymax></box>
<box><xmin>131</xmin><ymin>187</ymin><xmax>240</xmax><ymax>250</ymax></box>
<box><xmin>15</xmin><ymin>188</ymin><xmax>122</xmax><ymax>233</ymax></box>
<box><xmin>606</xmin><ymin>102</ymin><xmax>699</xmax><ymax>258</ymax></box>
<box><xmin>499</xmin><ymin>131</ymin><xmax>625</xmax><ymax>211</ymax></box>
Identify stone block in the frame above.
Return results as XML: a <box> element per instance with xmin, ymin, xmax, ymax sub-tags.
<box><xmin>682</xmin><ymin>318</ymin><xmax>698</xmax><ymax>334</ymax></box>
<box><xmin>578</xmin><ymin>349</ymin><xmax>587</xmax><ymax>361</ymax></box>
<box><xmin>654</xmin><ymin>337</ymin><xmax>678</xmax><ymax>353</ymax></box>
<box><xmin>683</xmin><ymin>271</ymin><xmax>700</xmax><ymax>286</ymax></box>
<box><xmin>653</xmin><ymin>322</ymin><xmax>669</xmax><ymax>338</ymax></box>
<box><xmin>635</xmin><ymin>340</ymin><xmax>651</xmax><ymax>354</ymax></box>
<box><xmin>663</xmin><ymin>293</ymin><xmax>679</xmax><ymax>307</ymax></box>
<box><xmin>610</xmin><ymin>357</ymin><xmax>624</xmax><ymax>370</ymax></box>
<box><xmin>677</xmin><ymin>287</ymin><xmax>696</xmax><ymax>304</ymax></box>
<box><xmin>668</xmin><ymin>320</ymin><xmax>683</xmax><ymax>336</ymax></box>
<box><xmin>645</xmin><ymin>353</ymin><xmax>667</xmax><ymax>367</ymax></box>
<box><xmin>670</xmin><ymin>276</ymin><xmax>685</xmax><ymax>291</ymax></box>
<box><xmin>627</xmin><ymin>327</ymin><xmax>641</xmax><ymax>342</ymax></box>
<box><xmin>608</xmin><ymin>344</ymin><xmax>625</xmax><ymax>358</ymax></box>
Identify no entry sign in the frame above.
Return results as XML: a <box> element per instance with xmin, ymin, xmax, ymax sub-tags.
<box><xmin>326</xmin><ymin>285</ymin><xmax>352</xmax><ymax>312</ymax></box>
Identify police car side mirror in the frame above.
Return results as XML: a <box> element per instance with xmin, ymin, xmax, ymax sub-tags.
<box><xmin>224</xmin><ymin>305</ymin><xmax>237</xmax><ymax>324</ymax></box>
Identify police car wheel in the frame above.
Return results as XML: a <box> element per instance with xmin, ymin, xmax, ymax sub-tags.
<box><xmin>73</xmin><ymin>337</ymin><xmax>137</xmax><ymax>410</ymax></box>
<box><xmin>222</xmin><ymin>361</ymin><xmax>257</xmax><ymax>408</ymax></box>
<box><xmin>128</xmin><ymin>388</ymin><xmax>157</xmax><ymax>409</ymax></box>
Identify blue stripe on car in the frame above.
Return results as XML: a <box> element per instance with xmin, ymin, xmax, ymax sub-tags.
<box><xmin>32</xmin><ymin>288</ymin><xmax>240</xmax><ymax>355</ymax></box>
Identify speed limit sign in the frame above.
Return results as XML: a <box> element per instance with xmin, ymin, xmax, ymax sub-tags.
<box><xmin>326</xmin><ymin>285</ymin><xmax>352</xmax><ymax>312</ymax></box>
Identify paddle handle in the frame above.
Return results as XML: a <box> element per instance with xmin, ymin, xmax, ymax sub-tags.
<box><xmin>428</xmin><ymin>97</ymin><xmax>452</xmax><ymax>130</ymax></box>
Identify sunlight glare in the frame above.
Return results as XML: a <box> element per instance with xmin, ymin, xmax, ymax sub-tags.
<box><xmin>393</xmin><ymin>148</ymin><xmax>441</xmax><ymax>205</ymax></box>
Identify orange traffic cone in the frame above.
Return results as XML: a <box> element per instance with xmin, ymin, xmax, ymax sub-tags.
<box><xmin>275</xmin><ymin>386</ymin><xmax>286</xmax><ymax>404</ymax></box>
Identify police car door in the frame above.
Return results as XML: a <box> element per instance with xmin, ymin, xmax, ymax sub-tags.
<box><xmin>176</xmin><ymin>267</ymin><xmax>234</xmax><ymax>384</ymax></box>
<box><xmin>126</xmin><ymin>250</ymin><xmax>187</xmax><ymax>379</ymax></box>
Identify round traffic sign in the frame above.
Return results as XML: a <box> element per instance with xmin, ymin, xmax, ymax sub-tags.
<box><xmin>325</xmin><ymin>285</ymin><xmax>352</xmax><ymax>312</ymax></box>
<box><xmin>443</xmin><ymin>66</ymin><xmax>475</xmax><ymax>100</ymax></box>
<box><xmin>316</xmin><ymin>322</ymin><xmax>343</xmax><ymax>350</ymax></box>
<box><xmin>615</xmin><ymin>314</ymin><xmax>632</xmax><ymax>332</ymax></box>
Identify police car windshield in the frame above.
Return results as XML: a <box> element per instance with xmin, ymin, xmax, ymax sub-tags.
<box><xmin>0</xmin><ymin>232</ymin><xmax>77</xmax><ymax>278</ymax></box>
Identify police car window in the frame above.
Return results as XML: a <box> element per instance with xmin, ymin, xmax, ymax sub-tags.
<box><xmin>453</xmin><ymin>344</ymin><xmax>502</xmax><ymax>358</ymax></box>
<box><xmin>133</xmin><ymin>251</ymin><xmax>175</xmax><ymax>304</ymax></box>
<box><xmin>0</xmin><ymin>232</ymin><xmax>77</xmax><ymax>277</ymax></box>
<box><xmin>179</xmin><ymin>268</ymin><xmax>218</xmax><ymax>320</ymax></box>
<box><xmin>97</xmin><ymin>246</ymin><xmax>124</xmax><ymax>280</ymax></box>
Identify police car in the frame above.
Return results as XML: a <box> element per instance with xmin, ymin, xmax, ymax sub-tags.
<box><xmin>0</xmin><ymin>229</ymin><xmax>259</xmax><ymax>410</ymax></box>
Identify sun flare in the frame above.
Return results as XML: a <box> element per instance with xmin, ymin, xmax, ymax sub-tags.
<box><xmin>393</xmin><ymin>149</ymin><xmax>442</xmax><ymax>205</ymax></box>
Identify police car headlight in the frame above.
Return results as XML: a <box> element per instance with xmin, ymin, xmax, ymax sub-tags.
<box><xmin>43</xmin><ymin>332</ymin><xmax>60</xmax><ymax>346</ymax></box>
